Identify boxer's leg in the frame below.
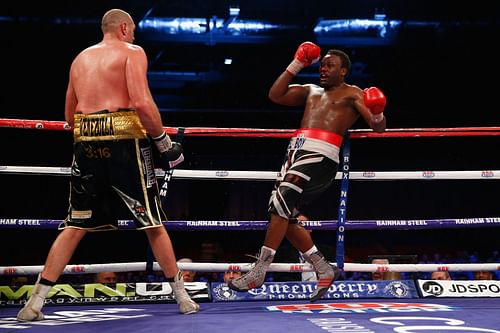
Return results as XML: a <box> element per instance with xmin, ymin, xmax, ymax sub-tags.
<box><xmin>145</xmin><ymin>227</ymin><xmax>199</xmax><ymax>314</ymax></box>
<box><xmin>17</xmin><ymin>228</ymin><xmax>87</xmax><ymax>321</ymax></box>
<box><xmin>286</xmin><ymin>223</ymin><xmax>339</xmax><ymax>302</ymax></box>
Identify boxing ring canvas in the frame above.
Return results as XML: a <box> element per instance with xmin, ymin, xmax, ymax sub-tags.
<box><xmin>1</xmin><ymin>298</ymin><xmax>500</xmax><ymax>332</ymax></box>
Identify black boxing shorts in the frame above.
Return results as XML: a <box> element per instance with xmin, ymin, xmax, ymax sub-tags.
<box><xmin>59</xmin><ymin>109</ymin><xmax>166</xmax><ymax>231</ymax></box>
<box><xmin>268</xmin><ymin>128</ymin><xmax>342</xmax><ymax>220</ymax></box>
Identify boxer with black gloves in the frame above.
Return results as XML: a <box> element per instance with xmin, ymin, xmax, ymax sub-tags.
<box><xmin>17</xmin><ymin>9</ymin><xmax>198</xmax><ymax>321</ymax></box>
<box><xmin>152</xmin><ymin>131</ymin><xmax>184</xmax><ymax>170</ymax></box>
<box><xmin>228</xmin><ymin>42</ymin><xmax>387</xmax><ymax>301</ymax></box>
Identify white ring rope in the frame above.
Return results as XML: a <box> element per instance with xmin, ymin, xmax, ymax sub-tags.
<box><xmin>1</xmin><ymin>262</ymin><xmax>499</xmax><ymax>276</ymax></box>
<box><xmin>2</xmin><ymin>132</ymin><xmax>498</xmax><ymax>279</ymax></box>
<box><xmin>1</xmin><ymin>165</ymin><xmax>499</xmax><ymax>180</ymax></box>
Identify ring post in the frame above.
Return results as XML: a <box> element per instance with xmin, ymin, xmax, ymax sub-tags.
<box><xmin>335</xmin><ymin>134</ymin><xmax>350</xmax><ymax>270</ymax></box>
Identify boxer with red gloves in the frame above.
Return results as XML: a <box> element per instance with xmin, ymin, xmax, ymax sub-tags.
<box><xmin>229</xmin><ymin>42</ymin><xmax>387</xmax><ymax>302</ymax></box>
<box><xmin>364</xmin><ymin>86</ymin><xmax>387</xmax><ymax>124</ymax></box>
<box><xmin>286</xmin><ymin>41</ymin><xmax>322</xmax><ymax>75</ymax></box>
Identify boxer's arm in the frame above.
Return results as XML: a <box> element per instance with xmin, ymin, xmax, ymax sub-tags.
<box><xmin>352</xmin><ymin>88</ymin><xmax>386</xmax><ymax>133</ymax></box>
<box><xmin>370</xmin><ymin>111</ymin><xmax>386</xmax><ymax>133</ymax></box>
<box><xmin>126</xmin><ymin>45</ymin><xmax>164</xmax><ymax>138</ymax></box>
<box><xmin>268</xmin><ymin>74</ymin><xmax>309</xmax><ymax>106</ymax></box>
<box><xmin>126</xmin><ymin>46</ymin><xmax>183</xmax><ymax>170</ymax></box>
<box><xmin>64</xmin><ymin>76</ymin><xmax>77</xmax><ymax>128</ymax></box>
<box><xmin>269</xmin><ymin>42</ymin><xmax>320</xmax><ymax>106</ymax></box>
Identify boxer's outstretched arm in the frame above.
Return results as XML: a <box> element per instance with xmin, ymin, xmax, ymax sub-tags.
<box><xmin>269</xmin><ymin>42</ymin><xmax>320</xmax><ymax>106</ymax></box>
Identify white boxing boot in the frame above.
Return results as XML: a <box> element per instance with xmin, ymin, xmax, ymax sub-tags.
<box><xmin>170</xmin><ymin>270</ymin><xmax>200</xmax><ymax>314</ymax></box>
<box><xmin>17</xmin><ymin>274</ymin><xmax>52</xmax><ymax>321</ymax></box>
<box><xmin>228</xmin><ymin>246</ymin><xmax>274</xmax><ymax>291</ymax></box>
<box><xmin>302</xmin><ymin>250</ymin><xmax>340</xmax><ymax>302</ymax></box>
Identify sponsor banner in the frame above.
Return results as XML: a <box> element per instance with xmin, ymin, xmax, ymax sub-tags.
<box><xmin>419</xmin><ymin>279</ymin><xmax>500</xmax><ymax>297</ymax></box>
<box><xmin>211</xmin><ymin>280</ymin><xmax>418</xmax><ymax>302</ymax></box>
<box><xmin>0</xmin><ymin>282</ymin><xmax>209</xmax><ymax>307</ymax></box>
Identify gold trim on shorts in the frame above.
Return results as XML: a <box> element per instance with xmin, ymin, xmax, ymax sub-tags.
<box><xmin>71</xmin><ymin>209</ymin><xmax>92</xmax><ymax>219</ymax></box>
<box><xmin>73</xmin><ymin>110</ymin><xmax>147</xmax><ymax>142</ymax></box>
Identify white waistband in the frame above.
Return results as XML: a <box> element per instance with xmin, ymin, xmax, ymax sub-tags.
<box><xmin>289</xmin><ymin>137</ymin><xmax>340</xmax><ymax>163</ymax></box>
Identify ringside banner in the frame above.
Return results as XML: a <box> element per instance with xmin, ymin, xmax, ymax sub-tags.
<box><xmin>211</xmin><ymin>280</ymin><xmax>418</xmax><ymax>302</ymax></box>
<box><xmin>418</xmin><ymin>279</ymin><xmax>500</xmax><ymax>297</ymax></box>
<box><xmin>0</xmin><ymin>282</ymin><xmax>209</xmax><ymax>307</ymax></box>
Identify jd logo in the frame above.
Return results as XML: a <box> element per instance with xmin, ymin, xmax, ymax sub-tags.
<box><xmin>422</xmin><ymin>281</ymin><xmax>444</xmax><ymax>296</ymax></box>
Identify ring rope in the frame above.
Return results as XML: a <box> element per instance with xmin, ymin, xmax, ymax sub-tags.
<box><xmin>3</xmin><ymin>120</ymin><xmax>499</xmax><ymax>280</ymax></box>
<box><xmin>2</xmin><ymin>118</ymin><xmax>500</xmax><ymax>138</ymax></box>
<box><xmin>2</xmin><ymin>217</ymin><xmax>500</xmax><ymax>230</ymax></box>
<box><xmin>1</xmin><ymin>166</ymin><xmax>499</xmax><ymax>180</ymax></box>
<box><xmin>1</xmin><ymin>262</ymin><xmax>499</xmax><ymax>275</ymax></box>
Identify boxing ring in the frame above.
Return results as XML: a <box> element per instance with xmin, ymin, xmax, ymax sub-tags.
<box><xmin>1</xmin><ymin>118</ymin><xmax>500</xmax><ymax>332</ymax></box>
<box><xmin>1</xmin><ymin>299</ymin><xmax>500</xmax><ymax>332</ymax></box>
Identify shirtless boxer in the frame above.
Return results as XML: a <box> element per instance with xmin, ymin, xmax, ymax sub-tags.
<box><xmin>228</xmin><ymin>42</ymin><xmax>387</xmax><ymax>302</ymax></box>
<box><xmin>17</xmin><ymin>9</ymin><xmax>198</xmax><ymax>321</ymax></box>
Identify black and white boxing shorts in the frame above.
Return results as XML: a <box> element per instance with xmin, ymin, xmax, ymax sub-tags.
<box><xmin>268</xmin><ymin>128</ymin><xmax>342</xmax><ymax>220</ymax></box>
<box><xmin>60</xmin><ymin>109</ymin><xmax>165</xmax><ymax>231</ymax></box>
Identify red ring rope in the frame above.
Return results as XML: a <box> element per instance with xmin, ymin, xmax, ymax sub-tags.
<box><xmin>1</xmin><ymin>118</ymin><xmax>500</xmax><ymax>138</ymax></box>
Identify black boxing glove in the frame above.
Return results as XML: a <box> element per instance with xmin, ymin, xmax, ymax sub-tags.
<box><xmin>152</xmin><ymin>132</ymin><xmax>184</xmax><ymax>170</ymax></box>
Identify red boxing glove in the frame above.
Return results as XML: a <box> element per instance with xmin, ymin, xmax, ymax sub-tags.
<box><xmin>364</xmin><ymin>87</ymin><xmax>386</xmax><ymax>123</ymax></box>
<box><xmin>286</xmin><ymin>41</ymin><xmax>321</xmax><ymax>75</ymax></box>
